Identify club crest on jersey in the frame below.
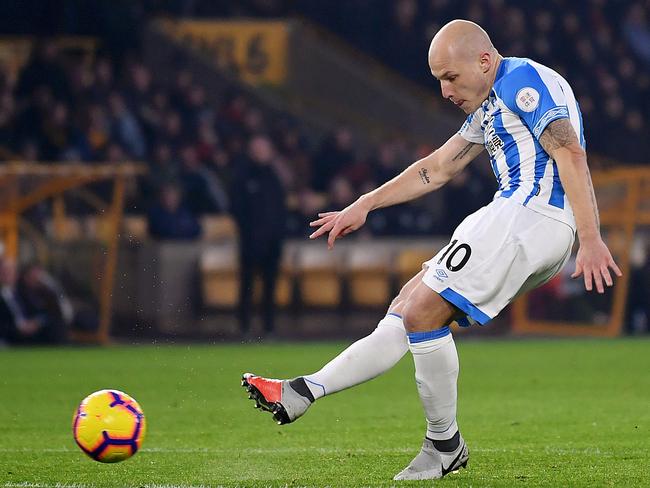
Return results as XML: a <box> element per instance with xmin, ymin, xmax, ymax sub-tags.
<box><xmin>516</xmin><ymin>87</ymin><xmax>540</xmax><ymax>112</ymax></box>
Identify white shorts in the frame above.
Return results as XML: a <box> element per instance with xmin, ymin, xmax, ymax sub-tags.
<box><xmin>422</xmin><ymin>197</ymin><xmax>575</xmax><ymax>326</ymax></box>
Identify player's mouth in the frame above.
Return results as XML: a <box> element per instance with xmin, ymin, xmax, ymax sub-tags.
<box><xmin>453</xmin><ymin>100</ymin><xmax>465</xmax><ymax>108</ymax></box>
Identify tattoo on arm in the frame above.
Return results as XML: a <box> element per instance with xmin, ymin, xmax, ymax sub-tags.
<box><xmin>541</xmin><ymin>118</ymin><xmax>600</xmax><ymax>229</ymax></box>
<box><xmin>539</xmin><ymin>118</ymin><xmax>578</xmax><ymax>153</ymax></box>
<box><xmin>418</xmin><ymin>167</ymin><xmax>431</xmax><ymax>185</ymax></box>
<box><xmin>451</xmin><ymin>142</ymin><xmax>476</xmax><ymax>161</ymax></box>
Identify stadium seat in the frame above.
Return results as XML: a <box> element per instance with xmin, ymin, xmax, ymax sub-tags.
<box><xmin>200</xmin><ymin>245</ymin><xmax>239</xmax><ymax>308</ymax></box>
<box><xmin>346</xmin><ymin>246</ymin><xmax>392</xmax><ymax>308</ymax></box>
<box><xmin>200</xmin><ymin>215</ymin><xmax>238</xmax><ymax>241</ymax></box>
<box><xmin>45</xmin><ymin>217</ymin><xmax>84</xmax><ymax>241</ymax></box>
<box><xmin>296</xmin><ymin>245</ymin><xmax>342</xmax><ymax>307</ymax></box>
<box><xmin>122</xmin><ymin>215</ymin><xmax>148</xmax><ymax>241</ymax></box>
<box><xmin>83</xmin><ymin>216</ymin><xmax>112</xmax><ymax>242</ymax></box>
<box><xmin>395</xmin><ymin>247</ymin><xmax>437</xmax><ymax>288</ymax></box>
<box><xmin>252</xmin><ymin>246</ymin><xmax>296</xmax><ymax>308</ymax></box>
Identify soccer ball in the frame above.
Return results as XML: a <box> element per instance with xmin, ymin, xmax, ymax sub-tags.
<box><xmin>72</xmin><ymin>389</ymin><xmax>146</xmax><ymax>463</ymax></box>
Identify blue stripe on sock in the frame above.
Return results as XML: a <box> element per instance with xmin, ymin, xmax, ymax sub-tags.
<box><xmin>387</xmin><ymin>312</ymin><xmax>402</xmax><ymax>319</ymax></box>
<box><xmin>304</xmin><ymin>378</ymin><xmax>326</xmax><ymax>396</ymax></box>
<box><xmin>407</xmin><ymin>326</ymin><xmax>451</xmax><ymax>344</ymax></box>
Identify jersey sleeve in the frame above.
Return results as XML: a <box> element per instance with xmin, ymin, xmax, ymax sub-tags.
<box><xmin>500</xmin><ymin>64</ymin><xmax>570</xmax><ymax>140</ymax></box>
<box><xmin>457</xmin><ymin>109</ymin><xmax>484</xmax><ymax>144</ymax></box>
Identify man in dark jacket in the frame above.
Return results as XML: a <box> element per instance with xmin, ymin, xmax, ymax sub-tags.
<box><xmin>0</xmin><ymin>256</ymin><xmax>66</xmax><ymax>345</ymax></box>
<box><xmin>231</xmin><ymin>134</ymin><xmax>287</xmax><ymax>337</ymax></box>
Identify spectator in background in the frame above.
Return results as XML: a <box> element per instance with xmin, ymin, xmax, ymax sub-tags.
<box><xmin>84</xmin><ymin>104</ymin><xmax>111</xmax><ymax>159</ymax></box>
<box><xmin>15</xmin><ymin>42</ymin><xmax>68</xmax><ymax>101</ymax></box>
<box><xmin>0</xmin><ymin>257</ymin><xmax>37</xmax><ymax>344</ymax></box>
<box><xmin>178</xmin><ymin>144</ymin><xmax>229</xmax><ymax>214</ymax></box>
<box><xmin>624</xmin><ymin>3</ymin><xmax>650</xmax><ymax>65</ymax></box>
<box><xmin>0</xmin><ymin>256</ymin><xmax>67</xmax><ymax>344</ymax></box>
<box><xmin>40</xmin><ymin>101</ymin><xmax>89</xmax><ymax>160</ymax></box>
<box><xmin>108</xmin><ymin>92</ymin><xmax>146</xmax><ymax>158</ymax></box>
<box><xmin>311</xmin><ymin>127</ymin><xmax>355</xmax><ymax>192</ymax></box>
<box><xmin>147</xmin><ymin>182</ymin><xmax>201</xmax><ymax>240</ymax></box>
<box><xmin>231</xmin><ymin>134</ymin><xmax>287</xmax><ymax>338</ymax></box>
<box><xmin>17</xmin><ymin>262</ymin><xmax>73</xmax><ymax>342</ymax></box>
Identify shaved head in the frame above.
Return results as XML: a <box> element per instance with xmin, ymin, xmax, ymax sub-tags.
<box><xmin>429</xmin><ymin>20</ymin><xmax>494</xmax><ymax>64</ymax></box>
<box><xmin>428</xmin><ymin>20</ymin><xmax>502</xmax><ymax>113</ymax></box>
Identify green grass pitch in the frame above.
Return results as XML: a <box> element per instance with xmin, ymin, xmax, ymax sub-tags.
<box><xmin>1</xmin><ymin>338</ymin><xmax>649</xmax><ymax>487</ymax></box>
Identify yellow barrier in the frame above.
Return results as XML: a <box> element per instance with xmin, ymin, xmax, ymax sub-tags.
<box><xmin>0</xmin><ymin>162</ymin><xmax>146</xmax><ymax>344</ymax></box>
<box><xmin>163</xmin><ymin>19</ymin><xmax>288</xmax><ymax>85</ymax></box>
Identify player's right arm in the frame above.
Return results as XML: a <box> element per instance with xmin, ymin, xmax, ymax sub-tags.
<box><xmin>309</xmin><ymin>134</ymin><xmax>484</xmax><ymax>249</ymax></box>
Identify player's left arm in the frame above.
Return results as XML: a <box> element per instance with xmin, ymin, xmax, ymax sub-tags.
<box><xmin>539</xmin><ymin>118</ymin><xmax>622</xmax><ymax>293</ymax></box>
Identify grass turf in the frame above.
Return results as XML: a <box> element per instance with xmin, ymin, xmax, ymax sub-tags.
<box><xmin>1</xmin><ymin>338</ymin><xmax>649</xmax><ymax>487</ymax></box>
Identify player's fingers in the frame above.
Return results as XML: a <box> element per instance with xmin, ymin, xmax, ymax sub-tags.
<box><xmin>592</xmin><ymin>267</ymin><xmax>605</xmax><ymax>294</ymax></box>
<box><xmin>317</xmin><ymin>212</ymin><xmax>339</xmax><ymax>218</ymax></box>
<box><xmin>571</xmin><ymin>262</ymin><xmax>583</xmax><ymax>279</ymax></box>
<box><xmin>327</xmin><ymin>223</ymin><xmax>343</xmax><ymax>249</ymax></box>
<box><xmin>609</xmin><ymin>258</ymin><xmax>623</xmax><ymax>277</ymax></box>
<box><xmin>601</xmin><ymin>266</ymin><xmax>613</xmax><ymax>287</ymax></box>
<box><xmin>583</xmin><ymin>266</ymin><xmax>592</xmax><ymax>291</ymax></box>
<box><xmin>309</xmin><ymin>215</ymin><xmax>335</xmax><ymax>227</ymax></box>
<box><xmin>309</xmin><ymin>220</ymin><xmax>336</xmax><ymax>239</ymax></box>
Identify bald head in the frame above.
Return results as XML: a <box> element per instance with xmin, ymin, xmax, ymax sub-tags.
<box><xmin>428</xmin><ymin>20</ymin><xmax>501</xmax><ymax>113</ymax></box>
<box><xmin>429</xmin><ymin>20</ymin><xmax>494</xmax><ymax>64</ymax></box>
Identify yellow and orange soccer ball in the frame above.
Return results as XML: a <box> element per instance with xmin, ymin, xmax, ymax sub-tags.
<box><xmin>72</xmin><ymin>389</ymin><xmax>146</xmax><ymax>463</ymax></box>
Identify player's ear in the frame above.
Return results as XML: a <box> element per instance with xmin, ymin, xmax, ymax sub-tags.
<box><xmin>479</xmin><ymin>52</ymin><xmax>491</xmax><ymax>73</ymax></box>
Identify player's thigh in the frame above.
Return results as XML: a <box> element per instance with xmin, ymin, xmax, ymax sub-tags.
<box><xmin>401</xmin><ymin>281</ymin><xmax>462</xmax><ymax>333</ymax></box>
<box><xmin>388</xmin><ymin>269</ymin><xmax>426</xmax><ymax>315</ymax></box>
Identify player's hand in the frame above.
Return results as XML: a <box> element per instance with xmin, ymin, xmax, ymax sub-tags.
<box><xmin>309</xmin><ymin>198</ymin><xmax>371</xmax><ymax>249</ymax></box>
<box><xmin>571</xmin><ymin>236</ymin><xmax>622</xmax><ymax>293</ymax></box>
<box><xmin>17</xmin><ymin>319</ymin><xmax>40</xmax><ymax>336</ymax></box>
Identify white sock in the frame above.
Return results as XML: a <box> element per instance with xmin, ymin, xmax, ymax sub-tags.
<box><xmin>408</xmin><ymin>327</ymin><xmax>459</xmax><ymax>440</ymax></box>
<box><xmin>303</xmin><ymin>313</ymin><xmax>408</xmax><ymax>400</ymax></box>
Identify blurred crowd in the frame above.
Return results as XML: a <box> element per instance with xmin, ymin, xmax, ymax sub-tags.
<box><xmin>293</xmin><ymin>0</ymin><xmax>650</xmax><ymax>163</ymax></box>
<box><xmin>0</xmin><ymin>1</ymin><xmax>648</xmax><ymax>340</ymax></box>
<box><xmin>0</xmin><ymin>40</ymin><xmax>494</xmax><ymax>240</ymax></box>
<box><xmin>0</xmin><ymin>0</ymin><xmax>648</xmax><ymax>243</ymax></box>
<box><xmin>136</xmin><ymin>0</ymin><xmax>650</xmax><ymax>163</ymax></box>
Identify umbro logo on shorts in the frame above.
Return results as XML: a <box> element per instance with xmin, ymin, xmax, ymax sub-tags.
<box><xmin>436</xmin><ymin>269</ymin><xmax>449</xmax><ymax>279</ymax></box>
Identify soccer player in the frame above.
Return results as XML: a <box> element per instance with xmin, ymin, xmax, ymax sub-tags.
<box><xmin>242</xmin><ymin>20</ymin><xmax>622</xmax><ymax>480</ymax></box>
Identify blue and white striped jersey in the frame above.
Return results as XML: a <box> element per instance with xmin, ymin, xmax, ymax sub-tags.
<box><xmin>459</xmin><ymin>57</ymin><xmax>583</xmax><ymax>230</ymax></box>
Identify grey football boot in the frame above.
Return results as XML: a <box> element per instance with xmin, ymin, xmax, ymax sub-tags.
<box><xmin>393</xmin><ymin>433</ymin><xmax>469</xmax><ymax>480</ymax></box>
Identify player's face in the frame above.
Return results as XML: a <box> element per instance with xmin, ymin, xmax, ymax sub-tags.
<box><xmin>430</xmin><ymin>56</ymin><xmax>491</xmax><ymax>114</ymax></box>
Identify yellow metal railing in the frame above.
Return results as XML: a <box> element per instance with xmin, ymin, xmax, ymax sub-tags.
<box><xmin>512</xmin><ymin>167</ymin><xmax>650</xmax><ymax>337</ymax></box>
<box><xmin>0</xmin><ymin>162</ymin><xmax>146</xmax><ymax>344</ymax></box>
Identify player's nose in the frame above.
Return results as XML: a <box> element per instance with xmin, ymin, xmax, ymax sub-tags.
<box><xmin>440</xmin><ymin>81</ymin><xmax>453</xmax><ymax>100</ymax></box>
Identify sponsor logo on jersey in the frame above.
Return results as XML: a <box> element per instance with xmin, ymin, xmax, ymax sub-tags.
<box><xmin>484</xmin><ymin>117</ymin><xmax>504</xmax><ymax>158</ymax></box>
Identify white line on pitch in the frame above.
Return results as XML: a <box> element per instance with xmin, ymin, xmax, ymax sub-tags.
<box><xmin>0</xmin><ymin>446</ymin><xmax>619</xmax><ymax>455</ymax></box>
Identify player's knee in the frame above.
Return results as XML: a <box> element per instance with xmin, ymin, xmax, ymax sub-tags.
<box><xmin>402</xmin><ymin>301</ymin><xmax>431</xmax><ymax>333</ymax></box>
<box><xmin>402</xmin><ymin>297</ymin><xmax>455</xmax><ymax>333</ymax></box>
<box><xmin>388</xmin><ymin>296</ymin><xmax>404</xmax><ymax>315</ymax></box>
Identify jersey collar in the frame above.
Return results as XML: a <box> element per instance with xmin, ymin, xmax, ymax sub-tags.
<box><xmin>494</xmin><ymin>57</ymin><xmax>507</xmax><ymax>84</ymax></box>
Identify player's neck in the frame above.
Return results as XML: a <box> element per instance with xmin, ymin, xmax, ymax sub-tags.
<box><xmin>479</xmin><ymin>54</ymin><xmax>503</xmax><ymax>105</ymax></box>
<box><xmin>489</xmin><ymin>54</ymin><xmax>504</xmax><ymax>89</ymax></box>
